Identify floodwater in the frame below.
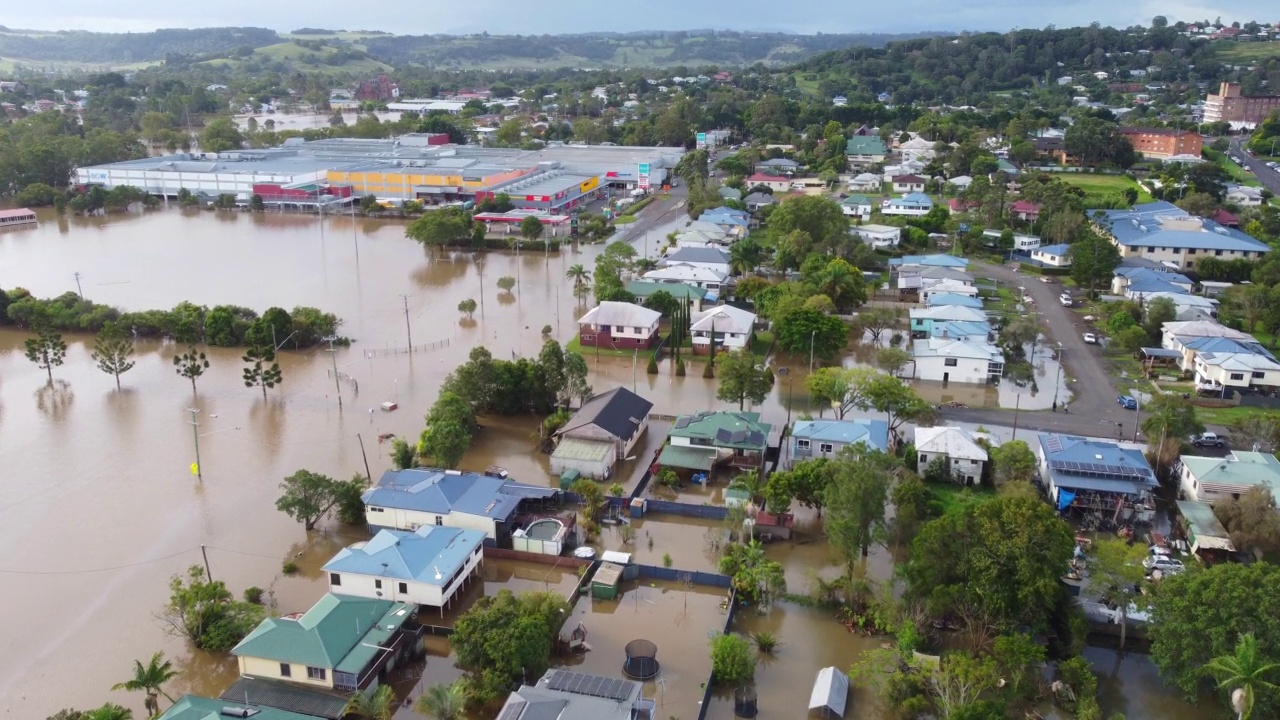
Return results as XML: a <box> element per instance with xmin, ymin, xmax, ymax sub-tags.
<box><xmin>0</xmin><ymin>207</ymin><xmax>1200</xmax><ymax>719</ymax></box>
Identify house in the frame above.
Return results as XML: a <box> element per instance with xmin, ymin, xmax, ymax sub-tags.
<box><xmin>1179</xmin><ymin>451</ymin><xmax>1280</xmax><ymax>505</ymax></box>
<box><xmin>660</xmin><ymin>411</ymin><xmax>772</xmax><ymax>473</ymax></box>
<box><xmin>758</xmin><ymin>158</ymin><xmax>801</xmax><ymax>173</ymax></box>
<box><xmin>753</xmin><ymin>510</ymin><xmax>796</xmax><ymax>540</ymax></box>
<box><xmin>577</xmin><ymin>301</ymin><xmax>662</xmax><ymax>349</ymax></box>
<box><xmin>926</xmin><ymin>292</ymin><xmax>983</xmax><ymax>309</ymax></box>
<box><xmin>911</xmin><ymin>338</ymin><xmax>1004</xmax><ymax>384</ymax></box>
<box><xmin>698</xmin><ymin>208</ymin><xmax>749</xmax><ymax>236</ymax></box>
<box><xmin>717</xmin><ymin>186</ymin><xmax>742</xmax><ymax>201</ymax></box>
<box><xmin>232</xmin><ymin>594</ymin><xmax>418</xmax><ymax>695</ymax></box>
<box><xmin>322</xmin><ymin>525</ymin><xmax>485</xmax><ymax>612</ymax></box>
<box><xmin>691</xmin><ymin>305</ymin><xmax>757</xmax><ymax>354</ymax></box>
<box><xmin>0</xmin><ymin>80</ymin><xmax>27</xmax><ymax>94</ymax></box>
<box><xmin>672</xmin><ymin>229</ymin><xmax>728</xmax><ymax>248</ymax></box>
<box><xmin>1036</xmin><ymin>434</ymin><xmax>1158</xmax><ymax>522</ymax></box>
<box><xmin>1141</xmin><ymin>292</ymin><xmax>1218</xmax><ymax>320</ymax></box>
<box><xmin>1009</xmin><ymin>199</ymin><xmax>1042</xmax><ymax>222</ymax></box>
<box><xmin>891</xmin><ymin>254</ymin><xmax>969</xmax><ymax>270</ymax></box>
<box><xmin>643</xmin><ymin>264</ymin><xmax>729</xmax><ymax>294</ymax></box>
<box><xmin>891</xmin><ymin>175</ymin><xmax>927</xmax><ymax>193</ymax></box>
<box><xmin>883</xmin><ymin>161</ymin><xmax>926</xmax><ymax>181</ymax></box>
<box><xmin>929</xmin><ymin>320</ymin><xmax>994</xmax><ymax>342</ymax></box>
<box><xmin>1162</xmin><ymin>321</ymin><xmax>1261</xmax><ymax>370</ymax></box>
<box><xmin>684</xmin><ymin>220</ymin><xmax>731</xmax><ymax>238</ymax></box>
<box><xmin>848</xmin><ymin>172</ymin><xmax>882</xmax><ymax>192</ymax></box>
<box><xmin>946</xmin><ymin>175</ymin><xmax>973</xmax><ymax>191</ymax></box>
<box><xmin>1031</xmin><ymin>244</ymin><xmax>1072</xmax><ymax>267</ymax></box>
<box><xmin>361</xmin><ymin>468</ymin><xmax>557</xmax><ymax>539</ymax></box>
<box><xmin>157</xmin><ymin>695</ymin><xmax>330</xmax><ymax>720</ymax></box>
<box><xmin>914</xmin><ymin>426</ymin><xmax>989</xmax><ymax>485</ymax></box>
<box><xmin>1226</xmin><ymin>186</ymin><xmax>1265</xmax><ymax>206</ymax></box>
<box><xmin>898</xmin><ymin>135</ymin><xmax>937</xmax><ymax>162</ymax></box>
<box><xmin>882</xmin><ymin>193</ymin><xmax>934</xmax><ymax>217</ymax></box>
<box><xmin>918</xmin><ymin>266</ymin><xmax>975</xmax><ymax>289</ymax></box>
<box><xmin>845</xmin><ymin>136</ymin><xmax>888</xmax><ymax>166</ymax></box>
<box><xmin>983</xmin><ymin>229</ymin><xmax>1041</xmax><ymax>251</ymax></box>
<box><xmin>1175</xmin><ymin>500</ymin><xmax>1236</xmax><ymax>559</ymax></box>
<box><xmin>1194</xmin><ymin>352</ymin><xmax>1280</xmax><ymax>394</ymax></box>
<box><xmin>851</xmin><ymin>223</ymin><xmax>902</xmax><ymax>248</ymax></box>
<box><xmin>659</xmin><ymin>246</ymin><xmax>732</xmax><ymax>274</ymax></box>
<box><xmin>841</xmin><ymin>194</ymin><xmax>873</xmax><ymax>217</ymax></box>
<box><xmin>627</xmin><ymin>281</ymin><xmax>711</xmax><ymax>312</ymax></box>
<box><xmin>1093</xmin><ymin>201</ymin><xmax>1270</xmax><ymax>271</ymax></box>
<box><xmin>1111</xmin><ymin>266</ymin><xmax>1194</xmax><ymax>297</ymax></box>
<box><xmin>743</xmin><ymin>192</ymin><xmax>776</xmax><ymax>212</ymax></box>
<box><xmin>744</xmin><ymin>173</ymin><xmax>792</xmax><ymax>193</ymax></box>
<box><xmin>496</xmin><ymin>669</ymin><xmax>654</xmax><ymax>720</ymax></box>
<box><xmin>788</xmin><ymin>419</ymin><xmax>889</xmax><ymax>467</ymax></box>
<box><xmin>551</xmin><ymin>387</ymin><xmax>653</xmax><ymax>479</ymax></box>
<box><xmin>833</xmin><ymin>95</ymin><xmax>848</xmax><ymax>107</ymax></box>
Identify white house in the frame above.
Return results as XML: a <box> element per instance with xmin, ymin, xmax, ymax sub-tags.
<box><xmin>658</xmin><ymin>246</ymin><xmax>732</xmax><ymax>275</ymax></box>
<box><xmin>744</xmin><ymin>173</ymin><xmax>792</xmax><ymax>193</ymax></box>
<box><xmin>841</xmin><ymin>194</ymin><xmax>874</xmax><ymax>217</ymax></box>
<box><xmin>982</xmin><ymin>229</ymin><xmax>1041</xmax><ymax>251</ymax></box>
<box><xmin>919</xmin><ymin>281</ymin><xmax>979</xmax><ymax>304</ymax></box>
<box><xmin>643</xmin><ymin>264</ymin><xmax>729</xmax><ymax>292</ymax></box>
<box><xmin>1179</xmin><ymin>451</ymin><xmax>1280</xmax><ymax>505</ymax></box>
<box><xmin>882</xmin><ymin>193</ymin><xmax>934</xmax><ymax>217</ymax></box>
<box><xmin>912</xmin><ymin>338</ymin><xmax>1004</xmax><ymax>384</ymax></box>
<box><xmin>361</xmin><ymin>468</ymin><xmax>558</xmax><ymax>538</ymax></box>
<box><xmin>898</xmin><ymin>135</ymin><xmax>937</xmax><ymax>162</ymax></box>
<box><xmin>691</xmin><ymin>305</ymin><xmax>757</xmax><ymax>353</ymax></box>
<box><xmin>946</xmin><ymin>175</ymin><xmax>973</xmax><ymax>191</ymax></box>
<box><xmin>322</xmin><ymin>525</ymin><xmax>486</xmax><ymax>612</ymax></box>
<box><xmin>1031</xmin><ymin>243</ymin><xmax>1072</xmax><ymax>267</ymax></box>
<box><xmin>1162</xmin><ymin>321</ymin><xmax>1259</xmax><ymax>369</ymax></box>
<box><xmin>1194</xmin><ymin>352</ymin><xmax>1280</xmax><ymax>393</ymax></box>
<box><xmin>914</xmin><ymin>426</ymin><xmax>990</xmax><ymax>485</ymax></box>
<box><xmin>891</xmin><ymin>175</ymin><xmax>927</xmax><ymax>193</ymax></box>
<box><xmin>847</xmin><ymin>173</ymin><xmax>881</xmax><ymax>192</ymax></box>
<box><xmin>851</xmin><ymin>223</ymin><xmax>902</xmax><ymax>248</ymax></box>
<box><xmin>882</xmin><ymin>161</ymin><xmax>926</xmax><ymax>181</ymax></box>
<box><xmin>1226</xmin><ymin>186</ymin><xmax>1264</xmax><ymax>206</ymax></box>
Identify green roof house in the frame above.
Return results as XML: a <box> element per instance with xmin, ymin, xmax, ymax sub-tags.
<box><xmin>157</xmin><ymin>695</ymin><xmax>328</xmax><ymax>720</ymax></box>
<box><xmin>845</xmin><ymin>136</ymin><xmax>888</xmax><ymax>166</ymax></box>
<box><xmin>232</xmin><ymin>593</ymin><xmax>417</xmax><ymax>695</ymax></box>
<box><xmin>659</xmin><ymin>411</ymin><xmax>772</xmax><ymax>471</ymax></box>
<box><xmin>1179</xmin><ymin>451</ymin><xmax>1280</xmax><ymax>506</ymax></box>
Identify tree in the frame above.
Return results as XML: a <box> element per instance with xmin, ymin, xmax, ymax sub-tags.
<box><xmin>824</xmin><ymin>447</ymin><xmax>896</xmax><ymax>593</ymax></box>
<box><xmin>495</xmin><ymin>117</ymin><xmax>526</xmax><ymax>146</ymax></box>
<box><xmin>729</xmin><ymin>236</ymin><xmax>764</xmax><ymax>275</ymax></box>
<box><xmin>24</xmin><ymin>323</ymin><xmax>67</xmax><ymax>382</ymax></box>
<box><xmin>1069</xmin><ymin>232</ymin><xmax>1122</xmax><ymax>298</ymax></box>
<box><xmin>565</xmin><ymin>264</ymin><xmax>592</xmax><ymax>298</ymax></box>
<box><xmin>875</xmin><ymin>347</ymin><xmax>913</xmax><ymax>376</ymax></box>
<box><xmin>709</xmin><ymin>633</ymin><xmax>756</xmax><ymax>688</ymax></box>
<box><xmin>519</xmin><ymin>215</ymin><xmax>544</xmax><ymax>246</ymax></box>
<box><xmin>718</xmin><ymin>540</ymin><xmax>786</xmax><ymax>604</ymax></box>
<box><xmin>199</xmin><ymin>117</ymin><xmax>243</xmax><ymax>153</ymax></box>
<box><xmin>414</xmin><ymin>680</ymin><xmax>467</xmax><ymax>720</ymax></box>
<box><xmin>389</xmin><ymin>437</ymin><xmax>417</xmax><ymax>470</ymax></box>
<box><xmin>90</xmin><ymin>323</ymin><xmax>135</xmax><ymax>390</ymax></box>
<box><xmin>1090</xmin><ymin>538</ymin><xmax>1148</xmax><ymax>649</ymax></box>
<box><xmin>406</xmin><ymin>207</ymin><xmax>471</xmax><ymax>253</ymax></box>
<box><xmin>562</xmin><ymin>353</ymin><xmax>592</xmax><ymax>408</ymax></box>
<box><xmin>159</xmin><ymin>565</ymin><xmax>263</xmax><ymax>652</ymax></box>
<box><xmin>111</xmin><ymin>652</ymin><xmax>177</xmax><ymax>718</ymax></box>
<box><xmin>989</xmin><ymin>440</ymin><xmax>1036</xmax><ymax>486</ymax></box>
<box><xmin>1214</xmin><ymin>487</ymin><xmax>1280</xmax><ymax>560</ymax></box>
<box><xmin>774</xmin><ymin>307</ymin><xmax>847</xmax><ymax>359</ymax></box>
<box><xmin>173</xmin><ymin>345</ymin><xmax>210</xmax><ymax>394</ymax></box>
<box><xmin>767</xmin><ymin>195</ymin><xmax>849</xmax><ymax>251</ymax></box>
<box><xmin>242</xmin><ymin>343</ymin><xmax>282</xmax><ymax>399</ymax></box>
<box><xmin>903</xmin><ymin>495</ymin><xmax>1074</xmax><ymax>630</ymax></box>
<box><xmin>342</xmin><ymin>684</ymin><xmax>397</xmax><ymax>720</ymax></box>
<box><xmin>1112</xmin><ymin>326</ymin><xmax>1149</xmax><ymax>354</ymax></box>
<box><xmin>1227</xmin><ymin>413</ymin><xmax>1280</xmax><ymax>453</ymax></box>
<box><xmin>1177</xmin><ymin>192</ymin><xmax>1219</xmax><ymax>218</ymax></box>
<box><xmin>1144</xmin><ymin>297</ymin><xmax>1178</xmax><ymax>342</ymax></box>
<box><xmin>1151</xmin><ymin>563</ymin><xmax>1280</xmax><ymax>717</ymax></box>
<box><xmin>862</xmin><ymin>374</ymin><xmax>936</xmax><ymax>448</ymax></box>
<box><xmin>1225</xmin><ymin>284</ymin><xmax>1273</xmax><ymax>334</ymax></box>
<box><xmin>715</xmin><ymin>349</ymin><xmax>774</xmax><ymax>410</ymax></box>
<box><xmin>1064</xmin><ymin>117</ymin><xmax>1135</xmax><ymax>168</ymax></box>
<box><xmin>452</xmin><ymin>590</ymin><xmax>566</xmax><ymax>702</ymax></box>
<box><xmin>764</xmin><ymin>458</ymin><xmax>831</xmax><ymax>515</ymax></box>
<box><xmin>457</xmin><ymin>298</ymin><xmax>477</xmax><ymax>320</ymax></box>
<box><xmin>642</xmin><ymin>289</ymin><xmax>679</xmax><ymax>317</ymax></box>
<box><xmin>856</xmin><ymin>307</ymin><xmax>902</xmax><ymax>345</ymax></box>
<box><xmin>419</xmin><ymin>391</ymin><xmax>476</xmax><ymax>468</ymax></box>
<box><xmin>1203</xmin><ymin>633</ymin><xmax>1280</xmax><ymax>720</ymax></box>
<box><xmin>84</xmin><ymin>705</ymin><xmax>132</xmax><ymax>720</ymax></box>
<box><xmin>497</xmin><ymin>276</ymin><xmax>517</xmax><ymax>294</ymax></box>
<box><xmin>1140</xmin><ymin>392</ymin><xmax>1203</xmax><ymax>442</ymax></box>
<box><xmin>275</xmin><ymin>469</ymin><xmax>341</xmax><ymax>531</ymax></box>
<box><xmin>812</xmin><ymin>258</ymin><xmax>868</xmax><ymax>311</ymax></box>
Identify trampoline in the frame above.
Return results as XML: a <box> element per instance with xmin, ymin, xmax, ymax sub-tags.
<box><xmin>622</xmin><ymin>639</ymin><xmax>660</xmax><ymax>679</ymax></box>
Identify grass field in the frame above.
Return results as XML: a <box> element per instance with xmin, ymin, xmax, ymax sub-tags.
<box><xmin>201</xmin><ymin>42</ymin><xmax>392</xmax><ymax>75</ymax></box>
<box><xmin>927</xmin><ymin>482</ymin><xmax>996</xmax><ymax>515</ymax></box>
<box><xmin>1206</xmin><ymin>40</ymin><xmax>1280</xmax><ymax>63</ymax></box>
<box><xmin>0</xmin><ymin>56</ymin><xmax>157</xmax><ymax>73</ymax></box>
<box><xmin>1057</xmin><ymin>173</ymin><xmax>1155</xmax><ymax>202</ymax></box>
<box><xmin>1203</xmin><ymin>147</ymin><xmax>1263</xmax><ymax>187</ymax></box>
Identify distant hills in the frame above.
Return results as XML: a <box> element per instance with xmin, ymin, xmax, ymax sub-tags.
<box><xmin>0</xmin><ymin>26</ymin><xmax>947</xmax><ymax>71</ymax></box>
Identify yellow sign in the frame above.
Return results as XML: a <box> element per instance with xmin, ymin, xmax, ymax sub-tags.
<box><xmin>579</xmin><ymin>176</ymin><xmax>600</xmax><ymax>194</ymax></box>
<box><xmin>190</xmin><ymin>462</ymin><xmax>200</xmax><ymax>476</ymax></box>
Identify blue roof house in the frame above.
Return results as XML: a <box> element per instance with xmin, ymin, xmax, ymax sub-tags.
<box><xmin>1036</xmin><ymin>433</ymin><xmax>1158</xmax><ymax>523</ymax></box>
<box><xmin>323</xmin><ymin>525</ymin><xmax>486</xmax><ymax>613</ymax></box>
<box><xmin>361</xmin><ymin>468</ymin><xmax>557</xmax><ymax>539</ymax></box>
<box><xmin>1030</xmin><ymin>243</ymin><xmax>1072</xmax><ymax>267</ymax></box>
<box><xmin>787</xmin><ymin>419</ymin><xmax>889</xmax><ymax>468</ymax></box>
<box><xmin>926</xmin><ymin>293</ymin><xmax>984</xmax><ymax>309</ymax></box>
<box><xmin>1093</xmin><ymin>201</ymin><xmax>1270</xmax><ymax>272</ymax></box>
<box><xmin>889</xmin><ymin>254</ymin><xmax>969</xmax><ymax>269</ymax></box>
<box><xmin>882</xmin><ymin>192</ymin><xmax>934</xmax><ymax>217</ymax></box>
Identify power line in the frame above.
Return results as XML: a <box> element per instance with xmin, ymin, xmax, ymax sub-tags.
<box><xmin>0</xmin><ymin>547</ymin><xmax>199</xmax><ymax>575</ymax></box>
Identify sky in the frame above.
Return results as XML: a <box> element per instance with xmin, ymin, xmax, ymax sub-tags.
<box><xmin>5</xmin><ymin>0</ymin><xmax>1268</xmax><ymax>36</ymax></box>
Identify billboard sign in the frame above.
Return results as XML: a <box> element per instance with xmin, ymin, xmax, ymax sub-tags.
<box><xmin>637</xmin><ymin>162</ymin><xmax>651</xmax><ymax>190</ymax></box>
<box><xmin>696</xmin><ymin>132</ymin><xmax>707</xmax><ymax>149</ymax></box>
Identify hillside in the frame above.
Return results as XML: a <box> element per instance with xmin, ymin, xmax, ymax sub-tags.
<box><xmin>201</xmin><ymin>40</ymin><xmax>393</xmax><ymax>76</ymax></box>
<box><xmin>0</xmin><ymin>26</ymin><xmax>281</xmax><ymax>63</ymax></box>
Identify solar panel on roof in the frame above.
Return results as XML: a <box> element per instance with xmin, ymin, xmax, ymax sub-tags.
<box><xmin>747</xmin><ymin>431</ymin><xmax>765</xmax><ymax>446</ymax></box>
<box><xmin>497</xmin><ymin>700</ymin><xmax>526</xmax><ymax>720</ymax></box>
<box><xmin>730</xmin><ymin>430</ymin><xmax>746</xmax><ymax>444</ymax></box>
<box><xmin>715</xmin><ymin>428</ymin><xmax>734</xmax><ymax>443</ymax></box>
<box><xmin>674</xmin><ymin>417</ymin><xmax>690</xmax><ymax>429</ymax></box>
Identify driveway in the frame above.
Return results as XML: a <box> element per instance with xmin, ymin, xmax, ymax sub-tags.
<box><xmin>1229</xmin><ymin>138</ymin><xmax>1280</xmax><ymax>195</ymax></box>
<box><xmin>940</xmin><ymin>261</ymin><xmax>1143</xmax><ymax>439</ymax></box>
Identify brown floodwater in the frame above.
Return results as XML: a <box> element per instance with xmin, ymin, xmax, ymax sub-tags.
<box><xmin>0</xmin><ymin>208</ymin><xmax>1204</xmax><ymax>720</ymax></box>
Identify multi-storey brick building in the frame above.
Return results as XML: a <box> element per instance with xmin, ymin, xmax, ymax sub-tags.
<box><xmin>1117</xmin><ymin>127</ymin><xmax>1204</xmax><ymax>159</ymax></box>
<box><xmin>1204</xmin><ymin>82</ymin><xmax>1280</xmax><ymax>127</ymax></box>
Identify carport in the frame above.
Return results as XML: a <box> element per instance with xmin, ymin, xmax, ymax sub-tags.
<box><xmin>657</xmin><ymin>444</ymin><xmax>716</xmax><ymax>471</ymax></box>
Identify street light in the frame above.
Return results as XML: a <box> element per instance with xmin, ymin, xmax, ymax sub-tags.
<box><xmin>1052</xmin><ymin>343</ymin><xmax>1064</xmax><ymax>411</ymax></box>
<box><xmin>776</xmin><ymin>367</ymin><xmax>793</xmax><ymax>428</ymax></box>
<box><xmin>809</xmin><ymin>330</ymin><xmax>816</xmax><ymax>374</ymax></box>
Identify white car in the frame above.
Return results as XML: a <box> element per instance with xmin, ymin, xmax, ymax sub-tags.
<box><xmin>1144</xmin><ymin>554</ymin><xmax>1185</xmax><ymax>572</ymax></box>
<box><xmin>1060</xmin><ymin>294</ymin><xmax>1073</xmax><ymax>307</ymax></box>
<box><xmin>1083</xmin><ymin>332</ymin><xmax>1098</xmax><ymax>344</ymax></box>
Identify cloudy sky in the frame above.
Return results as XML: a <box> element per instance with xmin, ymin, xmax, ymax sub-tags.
<box><xmin>7</xmin><ymin>0</ymin><xmax>1265</xmax><ymax>35</ymax></box>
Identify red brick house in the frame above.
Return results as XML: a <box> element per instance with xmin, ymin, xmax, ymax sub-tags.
<box><xmin>577</xmin><ymin>301</ymin><xmax>662</xmax><ymax>350</ymax></box>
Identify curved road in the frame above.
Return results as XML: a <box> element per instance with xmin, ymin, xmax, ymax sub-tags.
<box><xmin>1229</xmin><ymin>138</ymin><xmax>1280</xmax><ymax>195</ymax></box>
<box><xmin>941</xmin><ymin>261</ymin><xmax>1141</xmax><ymax>439</ymax></box>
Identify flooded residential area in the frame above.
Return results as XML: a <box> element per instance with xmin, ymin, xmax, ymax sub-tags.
<box><xmin>0</xmin><ymin>204</ymin><xmax>1221</xmax><ymax>720</ymax></box>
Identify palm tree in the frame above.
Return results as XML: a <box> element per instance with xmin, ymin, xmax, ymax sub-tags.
<box><xmin>1202</xmin><ymin>633</ymin><xmax>1280</xmax><ymax>720</ymax></box>
<box><xmin>342</xmin><ymin>684</ymin><xmax>398</xmax><ymax>720</ymax></box>
<box><xmin>111</xmin><ymin>652</ymin><xmax>178</xmax><ymax>718</ymax></box>
<box><xmin>85</xmin><ymin>704</ymin><xmax>133</xmax><ymax>720</ymax></box>
<box><xmin>815</xmin><ymin>260</ymin><xmax>861</xmax><ymax>312</ymax></box>
<box><xmin>566</xmin><ymin>264</ymin><xmax>592</xmax><ymax>288</ymax></box>
<box><xmin>414</xmin><ymin>680</ymin><xmax>468</xmax><ymax>720</ymax></box>
<box><xmin>729</xmin><ymin>237</ymin><xmax>763</xmax><ymax>276</ymax></box>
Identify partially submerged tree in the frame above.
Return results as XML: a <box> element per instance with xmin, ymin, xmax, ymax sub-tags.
<box><xmin>1090</xmin><ymin>538</ymin><xmax>1148</xmax><ymax>649</ymax></box>
<box><xmin>275</xmin><ymin>469</ymin><xmax>342</xmax><ymax>531</ymax></box>
<box><xmin>110</xmin><ymin>652</ymin><xmax>178</xmax><ymax>718</ymax></box>
<box><xmin>452</xmin><ymin>590</ymin><xmax>567</xmax><ymax>702</ymax></box>
<box><xmin>242</xmin><ymin>343</ymin><xmax>283</xmax><ymax>398</ymax></box>
<box><xmin>173</xmin><ymin>345</ymin><xmax>210</xmax><ymax>394</ymax></box>
<box><xmin>91</xmin><ymin>323</ymin><xmax>135</xmax><ymax>390</ymax></box>
<box><xmin>715</xmin><ymin>349</ymin><xmax>774</xmax><ymax>410</ymax></box>
<box><xmin>24</xmin><ymin>322</ymin><xmax>67</xmax><ymax>382</ymax></box>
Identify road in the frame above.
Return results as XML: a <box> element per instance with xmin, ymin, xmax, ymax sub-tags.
<box><xmin>941</xmin><ymin>260</ymin><xmax>1144</xmax><ymax>439</ymax></box>
<box><xmin>1228</xmin><ymin>138</ymin><xmax>1280</xmax><ymax>195</ymax></box>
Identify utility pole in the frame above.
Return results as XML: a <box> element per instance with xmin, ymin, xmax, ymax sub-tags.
<box><xmin>200</xmin><ymin>544</ymin><xmax>213</xmax><ymax>581</ymax></box>
<box><xmin>399</xmin><ymin>295</ymin><xmax>413</xmax><ymax>353</ymax></box>
<box><xmin>325</xmin><ymin>337</ymin><xmax>343</xmax><ymax>410</ymax></box>
<box><xmin>357</xmin><ymin>433</ymin><xmax>373</xmax><ymax>482</ymax></box>
<box><xmin>809</xmin><ymin>330</ymin><xmax>816</xmax><ymax>374</ymax></box>
<box><xmin>73</xmin><ymin>272</ymin><xmax>84</xmax><ymax>299</ymax></box>
<box><xmin>1011</xmin><ymin>393</ymin><xmax>1021</xmax><ymax>442</ymax></box>
<box><xmin>187</xmin><ymin>407</ymin><xmax>202</xmax><ymax>481</ymax></box>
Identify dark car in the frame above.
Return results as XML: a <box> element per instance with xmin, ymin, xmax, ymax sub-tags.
<box><xmin>1117</xmin><ymin>395</ymin><xmax>1137</xmax><ymax>410</ymax></box>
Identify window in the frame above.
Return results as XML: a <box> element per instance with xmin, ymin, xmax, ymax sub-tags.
<box><xmin>329</xmin><ymin>572</ymin><xmax>341</xmax><ymax>586</ymax></box>
<box><xmin>435</xmin><ymin>515</ymin><xmax>444</xmax><ymax>526</ymax></box>
<box><xmin>796</xmin><ymin>439</ymin><xmax>811</xmax><ymax>449</ymax></box>
<box><xmin>306</xmin><ymin>667</ymin><xmax>327</xmax><ymax>681</ymax></box>
<box><xmin>819</xmin><ymin>443</ymin><xmax>834</xmax><ymax>453</ymax></box>
<box><xmin>1187</xmin><ymin>248</ymin><xmax>1196</xmax><ymax>255</ymax></box>
<box><xmin>369</xmin><ymin>506</ymin><xmax>384</xmax><ymax>513</ymax></box>
<box><xmin>279</xmin><ymin>663</ymin><xmax>292</xmax><ymax>677</ymax></box>
<box><xmin>1147</xmin><ymin>247</ymin><xmax>1155</xmax><ymax>253</ymax></box>
<box><xmin>634</xmin><ymin>327</ymin><xmax>644</xmax><ymax>334</ymax></box>
<box><xmin>398</xmin><ymin>582</ymin><xmax>408</xmax><ymax>594</ymax></box>
<box><xmin>1230</xmin><ymin>373</ymin><xmax>1245</xmax><ymax>381</ymax></box>
<box><xmin>944</xmin><ymin>358</ymin><xmax>958</xmax><ymax>367</ymax></box>
<box><xmin>374</xmin><ymin>579</ymin><xmax>382</xmax><ymax>590</ymax></box>
<box><xmin>583</xmin><ymin>334</ymin><xmax>595</xmax><ymax>342</ymax></box>
<box><xmin>1254</xmin><ymin>371</ymin><xmax>1266</xmax><ymax>379</ymax></box>
<box><xmin>1215</xmin><ymin>250</ymin><xmax>1224</xmax><ymax>256</ymax></box>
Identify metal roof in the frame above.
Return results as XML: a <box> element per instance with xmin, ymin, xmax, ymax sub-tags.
<box><xmin>809</xmin><ymin>666</ymin><xmax>849</xmax><ymax>715</ymax></box>
<box><xmin>1097</xmin><ymin>201</ymin><xmax>1270</xmax><ymax>253</ymax></box>
<box><xmin>322</xmin><ymin>525</ymin><xmax>485</xmax><ymax>587</ymax></box>
<box><xmin>557</xmin><ymin>387</ymin><xmax>653</xmax><ymax>442</ymax></box>
<box><xmin>551</xmin><ymin>437</ymin><xmax>615</xmax><ymax>463</ymax></box>
<box><xmin>220</xmin><ymin>678</ymin><xmax>349</xmax><ymax>720</ymax></box>
<box><xmin>162</xmin><ymin>694</ymin><xmax>330</xmax><ymax>720</ymax></box>
<box><xmin>361</xmin><ymin>468</ymin><xmax>555</xmax><ymax>518</ymax></box>
<box><xmin>231</xmin><ymin>594</ymin><xmax>412</xmax><ymax>669</ymax></box>
<box><xmin>1176</xmin><ymin>500</ymin><xmax>1235</xmax><ymax>552</ymax></box>
<box><xmin>668</xmin><ymin>411</ymin><xmax>771</xmax><ymax>450</ymax></box>
<box><xmin>657</xmin><ymin>444</ymin><xmax>717</xmax><ymax>470</ymax></box>
<box><xmin>793</xmin><ymin>419</ymin><xmax>889</xmax><ymax>451</ymax></box>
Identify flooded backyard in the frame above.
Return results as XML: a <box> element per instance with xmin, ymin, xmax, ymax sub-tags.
<box><xmin>0</xmin><ymin>208</ymin><xmax>1202</xmax><ymax>719</ymax></box>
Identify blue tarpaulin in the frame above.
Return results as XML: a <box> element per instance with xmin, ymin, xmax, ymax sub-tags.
<box><xmin>1057</xmin><ymin>490</ymin><xmax>1076</xmax><ymax>511</ymax></box>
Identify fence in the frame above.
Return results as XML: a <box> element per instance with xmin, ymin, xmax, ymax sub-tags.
<box><xmin>696</xmin><ymin>586</ymin><xmax>741</xmax><ymax>720</ymax></box>
<box><xmin>642</xmin><ymin>499</ymin><xmax>730</xmax><ymax>520</ymax></box>
<box><xmin>635</xmin><ymin>564</ymin><xmax>732</xmax><ymax>588</ymax></box>
<box><xmin>362</xmin><ymin>338</ymin><xmax>451</xmax><ymax>358</ymax></box>
<box><xmin>485</xmin><ymin>546</ymin><xmax>592</xmax><ymax>568</ymax></box>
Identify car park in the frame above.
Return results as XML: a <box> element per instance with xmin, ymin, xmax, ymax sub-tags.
<box><xmin>1083</xmin><ymin>332</ymin><xmax>1098</xmax><ymax>344</ymax></box>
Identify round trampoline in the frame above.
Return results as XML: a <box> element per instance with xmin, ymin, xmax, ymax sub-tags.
<box><xmin>622</xmin><ymin>639</ymin><xmax>660</xmax><ymax>679</ymax></box>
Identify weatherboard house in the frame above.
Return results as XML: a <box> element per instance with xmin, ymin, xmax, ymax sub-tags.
<box><xmin>550</xmin><ymin>387</ymin><xmax>654</xmax><ymax>480</ymax></box>
<box><xmin>1036</xmin><ymin>433</ymin><xmax>1158</xmax><ymax>522</ymax></box>
<box><xmin>361</xmin><ymin>468</ymin><xmax>557</xmax><ymax>540</ymax></box>
<box><xmin>322</xmin><ymin>525</ymin><xmax>486</xmax><ymax>613</ymax></box>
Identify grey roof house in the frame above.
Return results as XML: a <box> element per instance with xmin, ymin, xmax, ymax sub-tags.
<box><xmin>361</xmin><ymin>468</ymin><xmax>556</xmax><ymax>539</ymax></box>
<box><xmin>497</xmin><ymin>669</ymin><xmax>655</xmax><ymax>720</ymax></box>
<box><xmin>551</xmin><ymin>387</ymin><xmax>654</xmax><ymax>480</ymax></box>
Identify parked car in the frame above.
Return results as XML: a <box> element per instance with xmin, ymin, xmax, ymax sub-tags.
<box><xmin>1191</xmin><ymin>432</ymin><xmax>1225</xmax><ymax>448</ymax></box>
<box><xmin>1144</xmin><ymin>555</ymin><xmax>1185</xmax><ymax>574</ymax></box>
<box><xmin>1117</xmin><ymin>395</ymin><xmax>1138</xmax><ymax>410</ymax></box>
<box><xmin>1083</xmin><ymin>332</ymin><xmax>1098</xmax><ymax>344</ymax></box>
<box><xmin>1060</xmin><ymin>294</ymin><xmax>1073</xmax><ymax>307</ymax></box>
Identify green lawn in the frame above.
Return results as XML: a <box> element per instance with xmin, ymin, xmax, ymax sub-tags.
<box><xmin>1057</xmin><ymin>173</ymin><xmax>1155</xmax><ymax>202</ymax></box>
<box><xmin>1195</xmin><ymin>404</ymin><xmax>1274</xmax><ymax>427</ymax></box>
<box><xmin>1206</xmin><ymin>41</ymin><xmax>1280</xmax><ymax>63</ymax></box>
<box><xmin>927</xmin><ymin>482</ymin><xmax>996</xmax><ymax>515</ymax></box>
<box><xmin>1203</xmin><ymin>148</ymin><xmax>1262</xmax><ymax>187</ymax></box>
